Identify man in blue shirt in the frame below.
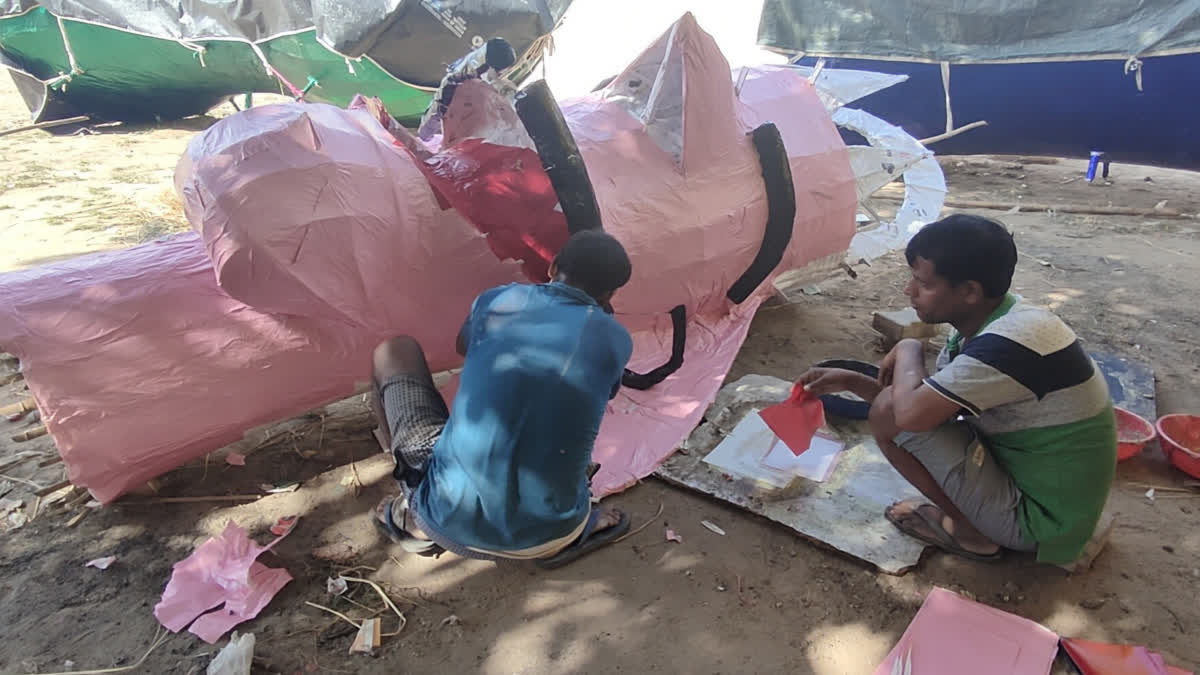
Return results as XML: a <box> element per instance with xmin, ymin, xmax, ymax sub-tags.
<box><xmin>371</xmin><ymin>231</ymin><xmax>634</xmax><ymax>568</ymax></box>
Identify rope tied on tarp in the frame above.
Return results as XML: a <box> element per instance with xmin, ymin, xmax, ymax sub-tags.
<box><xmin>180</xmin><ymin>41</ymin><xmax>208</xmax><ymax>68</ymax></box>
<box><xmin>1124</xmin><ymin>56</ymin><xmax>1144</xmax><ymax>91</ymax></box>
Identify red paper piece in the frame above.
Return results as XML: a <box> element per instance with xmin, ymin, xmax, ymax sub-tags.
<box><xmin>759</xmin><ymin>382</ymin><xmax>826</xmax><ymax>456</ymax></box>
<box><xmin>1062</xmin><ymin>638</ymin><xmax>1193</xmax><ymax>675</ymax></box>
<box><xmin>270</xmin><ymin>516</ymin><xmax>298</xmax><ymax>536</ymax></box>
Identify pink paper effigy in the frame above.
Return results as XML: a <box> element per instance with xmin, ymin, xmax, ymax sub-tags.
<box><xmin>0</xmin><ymin>13</ymin><xmax>855</xmax><ymax>503</ymax></box>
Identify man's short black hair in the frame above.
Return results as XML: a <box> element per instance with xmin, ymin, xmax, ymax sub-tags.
<box><xmin>554</xmin><ymin>230</ymin><xmax>632</xmax><ymax>300</ymax></box>
<box><xmin>905</xmin><ymin>214</ymin><xmax>1017</xmax><ymax>298</ymax></box>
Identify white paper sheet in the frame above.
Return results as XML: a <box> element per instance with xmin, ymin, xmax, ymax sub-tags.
<box><xmin>703</xmin><ymin>412</ymin><xmax>845</xmax><ymax>487</ymax></box>
<box><xmin>761</xmin><ymin>434</ymin><xmax>844</xmax><ymax>482</ymax></box>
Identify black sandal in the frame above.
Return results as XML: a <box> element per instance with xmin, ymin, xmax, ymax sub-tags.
<box><xmin>885</xmin><ymin>503</ymin><xmax>1003</xmax><ymax>563</ymax></box>
<box><xmin>373</xmin><ymin>497</ymin><xmax>445</xmax><ymax>557</ymax></box>
<box><xmin>535</xmin><ymin>508</ymin><xmax>631</xmax><ymax>570</ymax></box>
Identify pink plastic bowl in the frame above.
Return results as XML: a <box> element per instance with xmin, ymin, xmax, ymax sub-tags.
<box><xmin>1115</xmin><ymin>407</ymin><xmax>1156</xmax><ymax>462</ymax></box>
<box><xmin>1156</xmin><ymin>414</ymin><xmax>1200</xmax><ymax>479</ymax></box>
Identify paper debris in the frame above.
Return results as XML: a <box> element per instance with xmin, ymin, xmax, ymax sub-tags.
<box><xmin>1145</xmin><ymin>488</ymin><xmax>1156</xmax><ymax>503</ymax></box>
<box><xmin>207</xmin><ymin>631</ymin><xmax>255</xmax><ymax>675</ymax></box>
<box><xmin>890</xmin><ymin>645</ymin><xmax>912</xmax><ymax>675</ymax></box>
<box><xmin>259</xmin><ymin>482</ymin><xmax>300</xmax><ymax>494</ymax></box>
<box><xmin>225</xmin><ymin>453</ymin><xmax>246</xmax><ymax>467</ymax></box>
<box><xmin>154</xmin><ymin>520</ymin><xmax>293</xmax><ymax>644</ymax></box>
<box><xmin>701</xmin><ymin>520</ymin><xmax>726</xmax><ymax>536</ymax></box>
<box><xmin>85</xmin><ymin>556</ymin><xmax>117</xmax><ymax>570</ymax></box>
<box><xmin>440</xmin><ymin>614</ymin><xmax>461</xmax><ymax>627</ymax></box>
<box><xmin>665</xmin><ymin>528</ymin><xmax>683</xmax><ymax>543</ymax></box>
<box><xmin>349</xmin><ymin>617</ymin><xmax>381</xmax><ymax>655</ymax></box>
<box><xmin>8</xmin><ymin>511</ymin><xmax>28</xmax><ymax>529</ymax></box>
<box><xmin>326</xmin><ymin>576</ymin><xmax>348</xmax><ymax>596</ymax></box>
<box><xmin>270</xmin><ymin>516</ymin><xmax>298</xmax><ymax>536</ymax></box>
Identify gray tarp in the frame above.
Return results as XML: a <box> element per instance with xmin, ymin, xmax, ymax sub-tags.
<box><xmin>757</xmin><ymin>0</ymin><xmax>1200</xmax><ymax>62</ymax></box>
<box><xmin>0</xmin><ymin>1</ymin><xmax>570</xmax><ymax>59</ymax></box>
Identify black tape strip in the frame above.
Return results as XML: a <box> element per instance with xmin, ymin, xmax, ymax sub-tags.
<box><xmin>514</xmin><ymin>79</ymin><xmax>604</xmax><ymax>234</ymax></box>
<box><xmin>621</xmin><ymin>305</ymin><xmax>687</xmax><ymax>390</ymax></box>
<box><xmin>726</xmin><ymin>122</ymin><xmax>796</xmax><ymax>304</ymax></box>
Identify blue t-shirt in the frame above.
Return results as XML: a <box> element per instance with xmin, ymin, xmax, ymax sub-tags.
<box><xmin>412</xmin><ymin>282</ymin><xmax>633</xmax><ymax>551</ymax></box>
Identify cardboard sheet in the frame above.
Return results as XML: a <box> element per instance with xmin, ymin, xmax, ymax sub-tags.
<box><xmin>658</xmin><ymin>375</ymin><xmax>927</xmax><ymax>574</ymax></box>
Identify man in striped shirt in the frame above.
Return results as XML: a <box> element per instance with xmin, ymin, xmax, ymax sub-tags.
<box><xmin>802</xmin><ymin>215</ymin><xmax>1116</xmax><ymax>564</ymax></box>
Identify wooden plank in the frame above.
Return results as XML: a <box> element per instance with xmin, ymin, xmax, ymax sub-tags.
<box><xmin>11</xmin><ymin>424</ymin><xmax>47</xmax><ymax>442</ymax></box>
<box><xmin>0</xmin><ymin>115</ymin><xmax>89</xmax><ymax>138</ymax></box>
<box><xmin>0</xmin><ymin>397</ymin><xmax>36</xmax><ymax>417</ymax></box>
<box><xmin>33</xmin><ymin>478</ymin><xmax>72</xmax><ymax>497</ymax></box>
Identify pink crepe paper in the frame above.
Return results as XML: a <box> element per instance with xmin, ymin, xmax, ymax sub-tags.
<box><xmin>154</xmin><ymin>520</ymin><xmax>292</xmax><ymax>644</ymax></box>
<box><xmin>224</xmin><ymin>453</ymin><xmax>246</xmax><ymax>467</ymax></box>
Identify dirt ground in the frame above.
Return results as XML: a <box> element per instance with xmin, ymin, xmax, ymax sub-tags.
<box><xmin>1</xmin><ymin>73</ymin><xmax>1199</xmax><ymax>675</ymax></box>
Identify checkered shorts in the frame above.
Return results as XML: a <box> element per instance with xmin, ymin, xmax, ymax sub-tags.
<box><xmin>378</xmin><ymin>375</ymin><xmax>449</xmax><ymax>487</ymax></box>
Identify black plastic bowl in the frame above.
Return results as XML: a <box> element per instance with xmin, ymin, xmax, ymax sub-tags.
<box><xmin>815</xmin><ymin>358</ymin><xmax>879</xmax><ymax>420</ymax></box>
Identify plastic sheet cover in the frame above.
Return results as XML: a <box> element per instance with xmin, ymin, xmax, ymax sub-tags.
<box><xmin>0</xmin><ymin>13</ymin><xmax>856</xmax><ymax>502</ymax></box>
<box><xmin>758</xmin><ymin>0</ymin><xmax>1200</xmax><ymax>62</ymax></box>
<box><xmin>0</xmin><ymin>0</ymin><xmax>570</xmax><ymax>87</ymax></box>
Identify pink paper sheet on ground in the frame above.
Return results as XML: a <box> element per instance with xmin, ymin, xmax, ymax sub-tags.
<box><xmin>759</xmin><ymin>382</ymin><xmax>826</xmax><ymax>456</ymax></box>
<box><xmin>872</xmin><ymin>587</ymin><xmax>1059</xmax><ymax>675</ymax></box>
<box><xmin>154</xmin><ymin>521</ymin><xmax>292</xmax><ymax>644</ymax></box>
<box><xmin>0</xmin><ymin>13</ymin><xmax>854</xmax><ymax>503</ymax></box>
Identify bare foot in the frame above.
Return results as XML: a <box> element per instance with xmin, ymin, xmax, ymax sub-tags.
<box><xmin>592</xmin><ymin>506</ymin><xmax>622</xmax><ymax>533</ymax></box>
<box><xmin>886</xmin><ymin>499</ymin><xmax>1000</xmax><ymax>556</ymax></box>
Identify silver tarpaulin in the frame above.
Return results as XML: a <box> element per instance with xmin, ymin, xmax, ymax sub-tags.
<box><xmin>757</xmin><ymin>0</ymin><xmax>1200</xmax><ymax>62</ymax></box>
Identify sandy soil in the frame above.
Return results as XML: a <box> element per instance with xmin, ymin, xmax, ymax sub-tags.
<box><xmin>1</xmin><ymin>74</ymin><xmax>1199</xmax><ymax>674</ymax></box>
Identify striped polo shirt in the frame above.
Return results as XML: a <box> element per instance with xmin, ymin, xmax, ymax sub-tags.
<box><xmin>926</xmin><ymin>294</ymin><xmax>1117</xmax><ymax>564</ymax></box>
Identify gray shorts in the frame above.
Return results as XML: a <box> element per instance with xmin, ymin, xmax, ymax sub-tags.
<box><xmin>378</xmin><ymin>374</ymin><xmax>449</xmax><ymax>488</ymax></box>
<box><xmin>895</xmin><ymin>423</ymin><xmax>1035</xmax><ymax>551</ymax></box>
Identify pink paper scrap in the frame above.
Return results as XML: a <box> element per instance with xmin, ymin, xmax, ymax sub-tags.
<box><xmin>154</xmin><ymin>520</ymin><xmax>292</xmax><ymax>644</ymax></box>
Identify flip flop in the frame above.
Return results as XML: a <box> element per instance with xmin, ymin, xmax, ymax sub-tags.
<box><xmin>535</xmin><ymin>508</ymin><xmax>631</xmax><ymax>570</ymax></box>
<box><xmin>372</xmin><ymin>497</ymin><xmax>444</xmax><ymax>556</ymax></box>
<box><xmin>885</xmin><ymin>502</ymin><xmax>1003</xmax><ymax>563</ymax></box>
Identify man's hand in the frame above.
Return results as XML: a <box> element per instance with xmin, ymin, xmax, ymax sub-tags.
<box><xmin>799</xmin><ymin>367</ymin><xmax>854</xmax><ymax>395</ymax></box>
<box><xmin>800</xmin><ymin>367</ymin><xmax>883</xmax><ymax>403</ymax></box>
